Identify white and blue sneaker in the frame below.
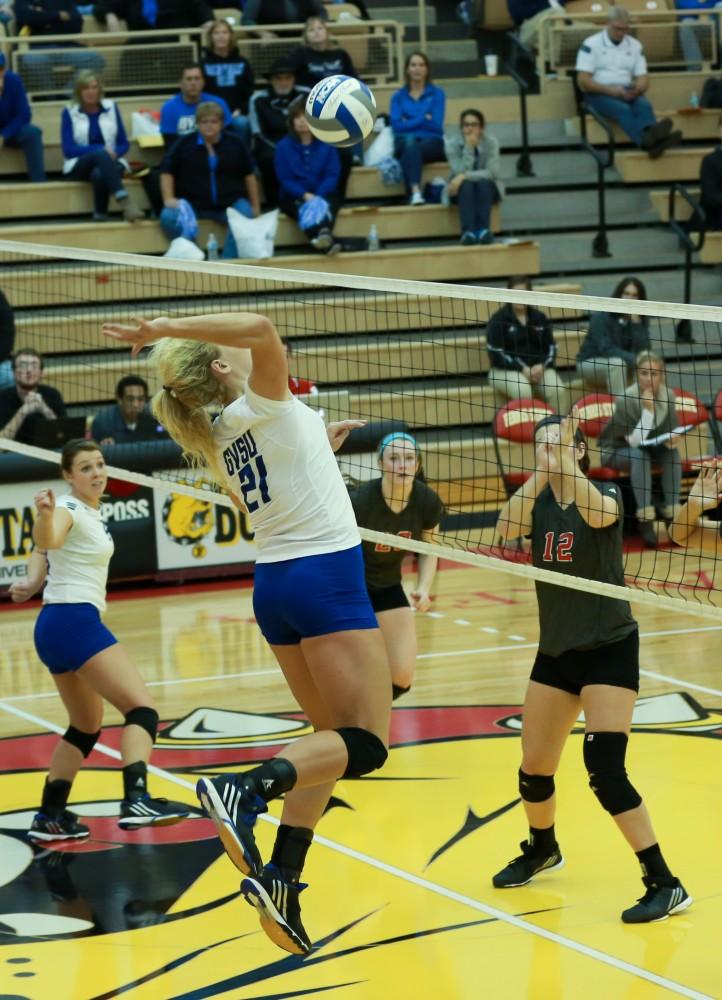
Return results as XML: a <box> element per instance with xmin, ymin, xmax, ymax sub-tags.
<box><xmin>196</xmin><ymin>775</ymin><xmax>264</xmax><ymax>876</ymax></box>
<box><xmin>241</xmin><ymin>864</ymin><xmax>312</xmax><ymax>955</ymax></box>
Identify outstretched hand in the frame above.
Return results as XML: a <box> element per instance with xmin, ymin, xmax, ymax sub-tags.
<box><xmin>327</xmin><ymin>420</ymin><xmax>366</xmax><ymax>453</ymax></box>
<box><xmin>688</xmin><ymin>460</ymin><xmax>722</xmax><ymax>512</ymax></box>
<box><xmin>102</xmin><ymin>316</ymin><xmax>167</xmax><ymax>357</ymax></box>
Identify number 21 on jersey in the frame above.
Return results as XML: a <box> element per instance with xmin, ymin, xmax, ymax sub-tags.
<box><xmin>542</xmin><ymin>530</ymin><xmax>574</xmax><ymax>562</ymax></box>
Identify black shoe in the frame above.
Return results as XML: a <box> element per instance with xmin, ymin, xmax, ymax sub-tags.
<box><xmin>118</xmin><ymin>795</ymin><xmax>190</xmax><ymax>829</ymax></box>
<box><xmin>621</xmin><ymin>877</ymin><xmax>692</xmax><ymax>923</ymax></box>
<box><xmin>641</xmin><ymin>117</ymin><xmax>673</xmax><ymax>148</ymax></box>
<box><xmin>196</xmin><ymin>775</ymin><xmax>265</xmax><ymax>876</ymax></box>
<box><xmin>241</xmin><ymin>864</ymin><xmax>312</xmax><ymax>955</ymax></box>
<box><xmin>648</xmin><ymin>130</ymin><xmax>682</xmax><ymax>159</ymax></box>
<box><xmin>492</xmin><ymin>840</ymin><xmax>564</xmax><ymax>888</ymax></box>
<box><xmin>29</xmin><ymin>810</ymin><xmax>90</xmax><ymax>842</ymax></box>
<box><xmin>638</xmin><ymin>520</ymin><xmax>658</xmax><ymax>548</ymax></box>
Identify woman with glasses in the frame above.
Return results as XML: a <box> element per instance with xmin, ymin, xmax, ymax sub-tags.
<box><xmin>444</xmin><ymin>108</ymin><xmax>503</xmax><ymax>245</ymax></box>
<box><xmin>576</xmin><ymin>276</ymin><xmax>651</xmax><ymax>397</ymax></box>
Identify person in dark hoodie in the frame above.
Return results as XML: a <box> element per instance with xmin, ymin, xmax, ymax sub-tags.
<box><xmin>200</xmin><ymin>19</ymin><xmax>255</xmax><ymax>148</ymax></box>
<box><xmin>0</xmin><ymin>53</ymin><xmax>46</xmax><ymax>182</ymax></box>
<box><xmin>699</xmin><ymin>117</ymin><xmax>722</xmax><ymax>230</ymax></box>
<box><xmin>576</xmin><ymin>276</ymin><xmax>651</xmax><ymax>397</ymax></box>
<box><xmin>249</xmin><ymin>59</ymin><xmax>309</xmax><ymax>208</ymax></box>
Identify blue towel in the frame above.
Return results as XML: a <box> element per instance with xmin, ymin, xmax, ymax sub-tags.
<box><xmin>177</xmin><ymin>199</ymin><xmax>198</xmax><ymax>240</ymax></box>
<box><xmin>298</xmin><ymin>195</ymin><xmax>331</xmax><ymax>231</ymax></box>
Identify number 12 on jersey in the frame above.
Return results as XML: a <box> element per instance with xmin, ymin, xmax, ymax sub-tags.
<box><xmin>542</xmin><ymin>530</ymin><xmax>574</xmax><ymax>562</ymax></box>
<box><xmin>238</xmin><ymin>455</ymin><xmax>271</xmax><ymax>512</ymax></box>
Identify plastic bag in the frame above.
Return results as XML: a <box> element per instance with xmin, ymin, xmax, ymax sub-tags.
<box><xmin>163</xmin><ymin>237</ymin><xmax>205</xmax><ymax>261</ymax></box>
<box><xmin>377</xmin><ymin>156</ymin><xmax>403</xmax><ymax>186</ymax></box>
<box><xmin>176</xmin><ymin>199</ymin><xmax>198</xmax><ymax>241</ymax></box>
<box><xmin>131</xmin><ymin>109</ymin><xmax>161</xmax><ymax>139</ymax></box>
<box><xmin>226</xmin><ymin>207</ymin><xmax>279</xmax><ymax>259</ymax></box>
<box><xmin>423</xmin><ymin>176</ymin><xmax>447</xmax><ymax>204</ymax></box>
<box><xmin>364</xmin><ymin>125</ymin><xmax>393</xmax><ymax>167</ymax></box>
<box><xmin>298</xmin><ymin>196</ymin><xmax>331</xmax><ymax>232</ymax></box>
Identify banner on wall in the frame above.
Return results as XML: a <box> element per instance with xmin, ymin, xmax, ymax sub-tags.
<box><xmin>152</xmin><ymin>481</ymin><xmax>256</xmax><ymax>571</ymax></box>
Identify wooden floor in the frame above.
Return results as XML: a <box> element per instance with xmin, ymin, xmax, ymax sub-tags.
<box><xmin>0</xmin><ymin>561</ymin><xmax>720</xmax><ymax>1000</ymax></box>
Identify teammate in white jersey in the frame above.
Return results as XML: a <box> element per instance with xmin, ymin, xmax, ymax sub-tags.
<box><xmin>103</xmin><ymin>311</ymin><xmax>392</xmax><ymax>957</ymax></box>
<box><xmin>9</xmin><ymin>439</ymin><xmax>190</xmax><ymax>841</ymax></box>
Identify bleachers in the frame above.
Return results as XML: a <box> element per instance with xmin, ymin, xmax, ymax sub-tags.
<box><xmin>616</xmin><ymin>148</ymin><xmax>712</xmax><ymax>184</ymax></box>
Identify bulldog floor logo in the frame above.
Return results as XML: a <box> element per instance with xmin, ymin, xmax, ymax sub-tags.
<box><xmin>1</xmin><ymin>694</ymin><xmax>720</xmax><ymax>1000</ymax></box>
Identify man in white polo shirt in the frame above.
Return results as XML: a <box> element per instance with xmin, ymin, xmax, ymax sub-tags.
<box><xmin>576</xmin><ymin>5</ymin><xmax>682</xmax><ymax>157</ymax></box>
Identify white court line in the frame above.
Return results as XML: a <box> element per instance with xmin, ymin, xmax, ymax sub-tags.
<box><xmin>639</xmin><ymin>671</ymin><xmax>722</xmax><ymax>699</ymax></box>
<box><xmin>0</xmin><ymin>696</ymin><xmax>711</xmax><ymax>1000</ymax></box>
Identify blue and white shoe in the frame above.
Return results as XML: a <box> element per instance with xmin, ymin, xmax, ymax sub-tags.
<box><xmin>241</xmin><ymin>864</ymin><xmax>312</xmax><ymax>955</ymax></box>
<box><xmin>29</xmin><ymin>810</ymin><xmax>89</xmax><ymax>842</ymax></box>
<box><xmin>196</xmin><ymin>775</ymin><xmax>264</xmax><ymax>876</ymax></box>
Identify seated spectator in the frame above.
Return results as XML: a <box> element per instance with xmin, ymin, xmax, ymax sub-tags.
<box><xmin>201</xmin><ymin>19</ymin><xmax>254</xmax><ymax>147</ymax></box>
<box><xmin>159</xmin><ymin>101</ymin><xmax>259</xmax><ymax>258</ymax></box>
<box><xmin>486</xmin><ymin>275</ymin><xmax>569</xmax><ymax>415</ymax></box>
<box><xmin>15</xmin><ymin>0</ymin><xmax>105</xmax><ymax>94</ymax></box>
<box><xmin>91</xmin><ymin>375</ymin><xmax>165</xmax><ymax>444</ymax></box>
<box><xmin>93</xmin><ymin>0</ymin><xmax>214</xmax><ymax>32</ymax></box>
<box><xmin>61</xmin><ymin>70</ymin><xmax>144</xmax><ymax>222</ymax></box>
<box><xmin>0</xmin><ymin>288</ymin><xmax>16</xmax><ymax>390</ymax></box>
<box><xmin>242</xmin><ymin>0</ymin><xmax>324</xmax><ymax>30</ymax></box>
<box><xmin>600</xmin><ymin>351</ymin><xmax>682</xmax><ymax>547</ymax></box>
<box><xmin>283</xmin><ymin>339</ymin><xmax>318</xmax><ymax>395</ymax></box>
<box><xmin>0</xmin><ymin>53</ymin><xmax>46</xmax><ymax>183</ymax></box>
<box><xmin>700</xmin><ymin>117</ymin><xmax>722</xmax><ymax>230</ymax></box>
<box><xmin>249</xmin><ymin>59</ymin><xmax>309</xmax><ymax>208</ymax></box>
<box><xmin>508</xmin><ymin>0</ymin><xmax>566</xmax><ymax>49</ymax></box>
<box><xmin>275</xmin><ymin>97</ymin><xmax>342</xmax><ymax>255</ymax></box>
<box><xmin>160</xmin><ymin>64</ymin><xmax>232</xmax><ymax>148</ymax></box>
<box><xmin>576</xmin><ymin>6</ymin><xmax>682</xmax><ymax>158</ymax></box>
<box><xmin>577</xmin><ymin>276</ymin><xmax>650</xmax><ymax>396</ymax></box>
<box><xmin>445</xmin><ymin>108</ymin><xmax>503</xmax><ymax>246</ymax></box>
<box><xmin>0</xmin><ymin>349</ymin><xmax>66</xmax><ymax>445</ymax></box>
<box><xmin>390</xmin><ymin>52</ymin><xmax>445</xmax><ymax>206</ymax></box>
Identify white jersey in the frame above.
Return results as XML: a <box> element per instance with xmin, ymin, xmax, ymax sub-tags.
<box><xmin>213</xmin><ymin>385</ymin><xmax>360</xmax><ymax>563</ymax></box>
<box><xmin>43</xmin><ymin>495</ymin><xmax>114</xmax><ymax>612</ymax></box>
<box><xmin>576</xmin><ymin>30</ymin><xmax>647</xmax><ymax>88</ymax></box>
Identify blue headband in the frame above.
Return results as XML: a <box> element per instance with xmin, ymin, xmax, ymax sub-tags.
<box><xmin>378</xmin><ymin>432</ymin><xmax>419</xmax><ymax>456</ymax></box>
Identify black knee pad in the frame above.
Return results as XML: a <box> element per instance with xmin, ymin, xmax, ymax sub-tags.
<box><xmin>583</xmin><ymin>731</ymin><xmax>642</xmax><ymax>816</ymax></box>
<box><xmin>63</xmin><ymin>725</ymin><xmax>100</xmax><ymax>758</ymax></box>
<box><xmin>392</xmin><ymin>684</ymin><xmax>410</xmax><ymax>701</ymax></box>
<box><xmin>518</xmin><ymin>769</ymin><xmax>555</xmax><ymax>803</ymax></box>
<box><xmin>124</xmin><ymin>706</ymin><xmax>158</xmax><ymax>743</ymax></box>
<box><xmin>336</xmin><ymin>727</ymin><xmax>388</xmax><ymax>777</ymax></box>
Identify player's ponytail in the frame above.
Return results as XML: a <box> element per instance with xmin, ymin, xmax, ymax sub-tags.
<box><xmin>150</xmin><ymin>339</ymin><xmax>226</xmax><ymax>482</ymax></box>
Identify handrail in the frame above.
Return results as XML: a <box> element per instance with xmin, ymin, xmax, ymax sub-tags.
<box><xmin>668</xmin><ymin>183</ymin><xmax>705</xmax><ymax>342</ymax></box>
<box><xmin>504</xmin><ymin>32</ymin><xmax>536</xmax><ymax>178</ymax></box>
<box><xmin>573</xmin><ymin>74</ymin><xmax>615</xmax><ymax>257</ymax></box>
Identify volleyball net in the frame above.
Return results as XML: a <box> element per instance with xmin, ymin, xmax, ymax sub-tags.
<box><xmin>0</xmin><ymin>239</ymin><xmax>720</xmax><ymax>617</ymax></box>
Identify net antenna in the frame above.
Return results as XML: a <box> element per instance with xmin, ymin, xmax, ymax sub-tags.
<box><xmin>1</xmin><ymin>239</ymin><xmax>720</xmax><ymax>619</ymax></box>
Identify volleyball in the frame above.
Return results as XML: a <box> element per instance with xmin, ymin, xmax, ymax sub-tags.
<box><xmin>304</xmin><ymin>75</ymin><xmax>377</xmax><ymax>147</ymax></box>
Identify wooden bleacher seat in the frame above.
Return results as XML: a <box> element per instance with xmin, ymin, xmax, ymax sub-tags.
<box><xmin>649</xmin><ymin>187</ymin><xmax>699</xmax><ymax>222</ymax></box>
<box><xmin>616</xmin><ymin>147</ymin><xmax>711</xmax><ymax>184</ymax></box>
<box><xmin>700</xmin><ymin>231</ymin><xmax>722</xmax><ymax>264</ymax></box>
<box><xmin>568</xmin><ymin>108</ymin><xmax>722</xmax><ymax>145</ymax></box>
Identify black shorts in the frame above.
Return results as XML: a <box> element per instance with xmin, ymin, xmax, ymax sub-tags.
<box><xmin>367</xmin><ymin>583</ymin><xmax>410</xmax><ymax>614</ymax></box>
<box><xmin>530</xmin><ymin>630</ymin><xmax>639</xmax><ymax>695</ymax></box>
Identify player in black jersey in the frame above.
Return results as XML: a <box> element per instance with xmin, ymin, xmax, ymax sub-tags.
<box><xmin>349</xmin><ymin>432</ymin><xmax>444</xmax><ymax>700</ymax></box>
<box><xmin>669</xmin><ymin>459</ymin><xmax>722</xmax><ymax>553</ymax></box>
<box><xmin>492</xmin><ymin>411</ymin><xmax>691</xmax><ymax>923</ymax></box>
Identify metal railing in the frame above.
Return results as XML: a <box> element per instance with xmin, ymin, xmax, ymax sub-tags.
<box><xmin>668</xmin><ymin>184</ymin><xmax>705</xmax><ymax>343</ymax></box>
<box><xmin>572</xmin><ymin>71</ymin><xmax>614</xmax><ymax>258</ymax></box>
<box><xmin>504</xmin><ymin>32</ymin><xmax>536</xmax><ymax>178</ymax></box>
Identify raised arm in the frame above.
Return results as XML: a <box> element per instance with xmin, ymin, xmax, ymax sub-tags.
<box><xmin>32</xmin><ymin>489</ymin><xmax>73</xmax><ymax>550</ymax></box>
<box><xmin>496</xmin><ymin>469</ymin><xmax>548</xmax><ymax>540</ymax></box>
<box><xmin>558</xmin><ymin>411</ymin><xmax>619</xmax><ymax>529</ymax></box>
<box><xmin>669</xmin><ymin>462</ymin><xmax>722</xmax><ymax>554</ymax></box>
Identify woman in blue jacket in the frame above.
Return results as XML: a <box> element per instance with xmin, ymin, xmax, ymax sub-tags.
<box><xmin>274</xmin><ymin>97</ymin><xmax>343</xmax><ymax>255</ymax></box>
<box><xmin>390</xmin><ymin>51</ymin><xmax>446</xmax><ymax>205</ymax></box>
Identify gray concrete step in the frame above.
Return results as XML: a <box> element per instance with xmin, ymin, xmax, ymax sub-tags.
<box><xmin>501</xmin><ymin>188</ymin><xmax>659</xmax><ymax>232</ymax></box>
<box><xmin>539</xmin><ymin>227</ymin><xmax>682</xmax><ymax>273</ymax></box>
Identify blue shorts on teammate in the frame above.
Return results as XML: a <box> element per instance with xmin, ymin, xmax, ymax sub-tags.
<box><xmin>253</xmin><ymin>544</ymin><xmax>378</xmax><ymax>645</ymax></box>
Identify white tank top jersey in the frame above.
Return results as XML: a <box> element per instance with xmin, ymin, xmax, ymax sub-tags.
<box><xmin>213</xmin><ymin>384</ymin><xmax>360</xmax><ymax>563</ymax></box>
<box><xmin>42</xmin><ymin>495</ymin><xmax>114</xmax><ymax>612</ymax></box>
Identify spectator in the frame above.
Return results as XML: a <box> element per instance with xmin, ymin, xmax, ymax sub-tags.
<box><xmin>275</xmin><ymin>97</ymin><xmax>342</xmax><ymax>254</ymax></box>
<box><xmin>699</xmin><ymin>117</ymin><xmax>722</xmax><ymax>230</ymax></box>
<box><xmin>159</xmin><ymin>101</ymin><xmax>259</xmax><ymax>258</ymax></box>
<box><xmin>93</xmin><ymin>0</ymin><xmax>214</xmax><ymax>32</ymax></box>
<box><xmin>0</xmin><ymin>53</ymin><xmax>46</xmax><ymax>183</ymax></box>
<box><xmin>0</xmin><ymin>288</ymin><xmax>16</xmax><ymax>390</ymax></box>
<box><xmin>289</xmin><ymin>15</ymin><xmax>356</xmax><ymax>87</ymax></box>
<box><xmin>160</xmin><ymin>64</ymin><xmax>232</xmax><ymax>148</ymax></box>
<box><xmin>600</xmin><ymin>351</ymin><xmax>682</xmax><ymax>546</ymax></box>
<box><xmin>0</xmin><ymin>349</ymin><xmax>66</xmax><ymax>445</ymax></box>
<box><xmin>577</xmin><ymin>276</ymin><xmax>651</xmax><ymax>396</ymax></box>
<box><xmin>242</xmin><ymin>0</ymin><xmax>324</xmax><ymax>29</ymax></box>
<box><xmin>445</xmin><ymin>107</ymin><xmax>503</xmax><ymax>246</ymax></box>
<box><xmin>15</xmin><ymin>0</ymin><xmax>105</xmax><ymax>94</ymax></box>
<box><xmin>91</xmin><ymin>375</ymin><xmax>165</xmax><ymax>444</ymax></box>
<box><xmin>201</xmin><ymin>19</ymin><xmax>254</xmax><ymax>147</ymax></box>
<box><xmin>576</xmin><ymin>6</ymin><xmax>682</xmax><ymax>158</ymax></box>
<box><xmin>486</xmin><ymin>275</ymin><xmax>569</xmax><ymax>415</ymax></box>
<box><xmin>283</xmin><ymin>339</ymin><xmax>318</xmax><ymax>395</ymax></box>
<box><xmin>61</xmin><ymin>70</ymin><xmax>144</xmax><ymax>222</ymax></box>
<box><xmin>249</xmin><ymin>59</ymin><xmax>309</xmax><ymax>207</ymax></box>
<box><xmin>508</xmin><ymin>0</ymin><xmax>566</xmax><ymax>49</ymax></box>
<box><xmin>390</xmin><ymin>52</ymin><xmax>445</xmax><ymax>206</ymax></box>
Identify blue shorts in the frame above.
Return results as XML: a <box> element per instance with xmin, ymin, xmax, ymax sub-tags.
<box><xmin>253</xmin><ymin>544</ymin><xmax>378</xmax><ymax>646</ymax></box>
<box><xmin>34</xmin><ymin>603</ymin><xmax>118</xmax><ymax>674</ymax></box>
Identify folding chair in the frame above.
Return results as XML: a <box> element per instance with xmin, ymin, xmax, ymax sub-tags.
<box><xmin>573</xmin><ymin>392</ymin><xmax>618</xmax><ymax>479</ymax></box>
<box><xmin>492</xmin><ymin>398</ymin><xmax>555</xmax><ymax>498</ymax></box>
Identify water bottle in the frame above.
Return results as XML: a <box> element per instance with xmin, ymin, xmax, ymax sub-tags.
<box><xmin>206</xmin><ymin>232</ymin><xmax>219</xmax><ymax>261</ymax></box>
<box><xmin>367</xmin><ymin>223</ymin><xmax>380</xmax><ymax>252</ymax></box>
<box><xmin>690</xmin><ymin>91</ymin><xmax>700</xmax><ymax>110</ymax></box>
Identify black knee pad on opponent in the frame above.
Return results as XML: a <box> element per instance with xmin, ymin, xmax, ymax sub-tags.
<box><xmin>518</xmin><ymin>769</ymin><xmax>555</xmax><ymax>803</ymax></box>
<box><xmin>63</xmin><ymin>725</ymin><xmax>100</xmax><ymax>758</ymax></box>
<box><xmin>337</xmin><ymin>727</ymin><xmax>388</xmax><ymax>777</ymax></box>
<box><xmin>583</xmin><ymin>732</ymin><xmax>642</xmax><ymax>816</ymax></box>
<box><xmin>124</xmin><ymin>706</ymin><xmax>159</xmax><ymax>743</ymax></box>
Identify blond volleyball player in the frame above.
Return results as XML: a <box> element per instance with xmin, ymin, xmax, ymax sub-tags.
<box><xmin>103</xmin><ymin>312</ymin><xmax>392</xmax><ymax>957</ymax></box>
